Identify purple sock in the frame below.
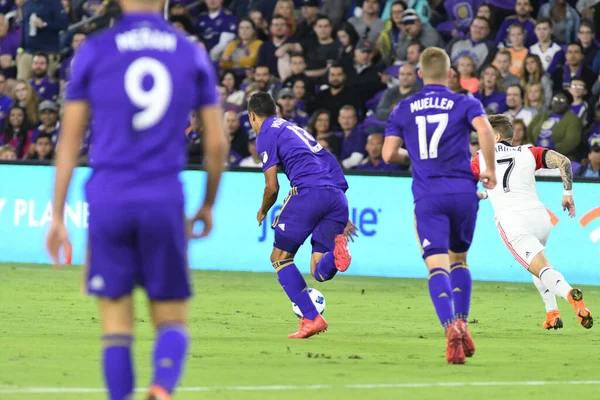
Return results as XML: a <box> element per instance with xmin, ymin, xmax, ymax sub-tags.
<box><xmin>314</xmin><ymin>252</ymin><xmax>337</xmax><ymax>282</ymax></box>
<box><xmin>428</xmin><ymin>268</ymin><xmax>455</xmax><ymax>330</ymax></box>
<box><xmin>274</xmin><ymin>259</ymin><xmax>319</xmax><ymax>320</ymax></box>
<box><xmin>450</xmin><ymin>262</ymin><xmax>472</xmax><ymax>321</ymax></box>
<box><xmin>102</xmin><ymin>334</ymin><xmax>134</xmax><ymax>400</ymax></box>
<box><xmin>151</xmin><ymin>323</ymin><xmax>189</xmax><ymax>394</ymax></box>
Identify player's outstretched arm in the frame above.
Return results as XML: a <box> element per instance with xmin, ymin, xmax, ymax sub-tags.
<box><xmin>47</xmin><ymin>101</ymin><xmax>88</xmax><ymax>264</ymax></box>
<box><xmin>472</xmin><ymin>116</ymin><xmax>497</xmax><ymax>190</ymax></box>
<box><xmin>189</xmin><ymin>105</ymin><xmax>228</xmax><ymax>238</ymax></box>
<box><xmin>544</xmin><ymin>150</ymin><xmax>576</xmax><ymax>217</ymax></box>
<box><xmin>382</xmin><ymin>136</ymin><xmax>410</xmax><ymax>165</ymax></box>
<box><xmin>257</xmin><ymin>165</ymin><xmax>279</xmax><ymax>226</ymax></box>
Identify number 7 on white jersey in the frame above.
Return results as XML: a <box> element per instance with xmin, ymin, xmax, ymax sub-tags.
<box><xmin>415</xmin><ymin>113</ymin><xmax>449</xmax><ymax>160</ymax></box>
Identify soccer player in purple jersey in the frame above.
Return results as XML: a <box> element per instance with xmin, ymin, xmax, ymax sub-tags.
<box><xmin>383</xmin><ymin>47</ymin><xmax>497</xmax><ymax>364</ymax></box>
<box><xmin>249</xmin><ymin>92</ymin><xmax>357</xmax><ymax>339</ymax></box>
<box><xmin>45</xmin><ymin>0</ymin><xmax>228</xmax><ymax>398</ymax></box>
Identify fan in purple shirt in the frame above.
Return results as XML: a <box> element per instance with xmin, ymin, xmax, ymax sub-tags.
<box><xmin>59</xmin><ymin>32</ymin><xmax>86</xmax><ymax>88</ymax></box>
<box><xmin>196</xmin><ymin>0</ymin><xmax>237</xmax><ymax>61</ymax></box>
<box><xmin>383</xmin><ymin>47</ymin><xmax>497</xmax><ymax>365</ymax></box>
<box><xmin>30</xmin><ymin>52</ymin><xmax>59</xmax><ymax>102</ymax></box>
<box><xmin>45</xmin><ymin>0</ymin><xmax>228</xmax><ymax>398</ymax></box>
<box><xmin>31</xmin><ymin>100</ymin><xmax>60</xmax><ymax>145</ymax></box>
<box><xmin>0</xmin><ymin>15</ymin><xmax>20</xmax><ymax>79</ymax></box>
<box><xmin>250</xmin><ymin>92</ymin><xmax>356</xmax><ymax>339</ymax></box>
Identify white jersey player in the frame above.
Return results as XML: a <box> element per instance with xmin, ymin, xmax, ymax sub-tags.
<box><xmin>472</xmin><ymin>115</ymin><xmax>593</xmax><ymax>330</ymax></box>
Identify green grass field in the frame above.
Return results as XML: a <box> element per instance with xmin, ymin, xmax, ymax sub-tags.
<box><xmin>1</xmin><ymin>263</ymin><xmax>599</xmax><ymax>400</ymax></box>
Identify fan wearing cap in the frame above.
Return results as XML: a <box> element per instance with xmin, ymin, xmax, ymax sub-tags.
<box><xmin>528</xmin><ymin>90</ymin><xmax>582</xmax><ymax>160</ymax></box>
<box><xmin>239</xmin><ymin>131</ymin><xmax>263</xmax><ymax>168</ymax></box>
<box><xmin>277</xmin><ymin>88</ymin><xmax>309</xmax><ymax>129</ymax></box>
<box><xmin>396</xmin><ymin>9</ymin><xmax>442</xmax><ymax>62</ymax></box>
<box><xmin>31</xmin><ymin>100</ymin><xmax>60</xmax><ymax>147</ymax></box>
<box><xmin>348</xmin><ymin>0</ymin><xmax>386</xmax><ymax>44</ymax></box>
<box><xmin>575</xmin><ymin>135</ymin><xmax>600</xmax><ymax>178</ymax></box>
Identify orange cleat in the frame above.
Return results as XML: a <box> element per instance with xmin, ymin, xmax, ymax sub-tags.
<box><xmin>568</xmin><ymin>289</ymin><xmax>593</xmax><ymax>329</ymax></box>
<box><xmin>146</xmin><ymin>385</ymin><xmax>171</xmax><ymax>400</ymax></box>
<box><xmin>288</xmin><ymin>314</ymin><xmax>328</xmax><ymax>339</ymax></box>
<box><xmin>542</xmin><ymin>310</ymin><xmax>563</xmax><ymax>330</ymax></box>
<box><xmin>333</xmin><ymin>235</ymin><xmax>351</xmax><ymax>272</ymax></box>
<box><xmin>456</xmin><ymin>319</ymin><xmax>475</xmax><ymax>357</ymax></box>
<box><xmin>446</xmin><ymin>323</ymin><xmax>466</xmax><ymax>365</ymax></box>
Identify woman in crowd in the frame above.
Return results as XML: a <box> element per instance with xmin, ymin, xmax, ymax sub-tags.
<box><xmin>377</xmin><ymin>0</ymin><xmax>406</xmax><ymax>66</ymax></box>
<box><xmin>220</xmin><ymin>17</ymin><xmax>263</xmax><ymax>76</ymax></box>
<box><xmin>13</xmin><ymin>80</ymin><xmax>39</xmax><ymax>125</ymax></box>
<box><xmin>274</xmin><ymin>0</ymin><xmax>296</xmax><ymax>36</ymax></box>
<box><xmin>475</xmin><ymin>65</ymin><xmax>507</xmax><ymax>114</ymax></box>
<box><xmin>525</xmin><ymin>82</ymin><xmax>549</xmax><ymax>113</ymax></box>
<box><xmin>221</xmin><ymin>70</ymin><xmax>245</xmax><ymax>106</ymax></box>
<box><xmin>512</xmin><ymin>119</ymin><xmax>528</xmax><ymax>146</ymax></box>
<box><xmin>521</xmin><ymin>54</ymin><xmax>553</xmax><ymax>107</ymax></box>
<box><xmin>0</xmin><ymin>105</ymin><xmax>33</xmax><ymax>159</ymax></box>
<box><xmin>308</xmin><ymin>109</ymin><xmax>333</xmax><ymax>140</ymax></box>
<box><xmin>337</xmin><ymin>22</ymin><xmax>360</xmax><ymax>67</ymax></box>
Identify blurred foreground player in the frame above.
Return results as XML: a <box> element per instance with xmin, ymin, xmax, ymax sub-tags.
<box><xmin>45</xmin><ymin>0</ymin><xmax>228</xmax><ymax>398</ymax></box>
<box><xmin>383</xmin><ymin>47</ymin><xmax>497</xmax><ymax>364</ymax></box>
<box><xmin>249</xmin><ymin>92</ymin><xmax>357</xmax><ymax>339</ymax></box>
<box><xmin>473</xmin><ymin>115</ymin><xmax>593</xmax><ymax>331</ymax></box>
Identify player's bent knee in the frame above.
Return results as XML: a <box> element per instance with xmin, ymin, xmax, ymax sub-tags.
<box><xmin>270</xmin><ymin>247</ymin><xmax>295</xmax><ymax>264</ymax></box>
<box><xmin>449</xmin><ymin>251</ymin><xmax>468</xmax><ymax>264</ymax></box>
<box><xmin>424</xmin><ymin>252</ymin><xmax>450</xmax><ymax>271</ymax></box>
<box><xmin>150</xmin><ymin>300</ymin><xmax>188</xmax><ymax>329</ymax></box>
<box><xmin>98</xmin><ymin>296</ymin><xmax>134</xmax><ymax>334</ymax></box>
<box><xmin>528</xmin><ymin>251</ymin><xmax>551</xmax><ymax>277</ymax></box>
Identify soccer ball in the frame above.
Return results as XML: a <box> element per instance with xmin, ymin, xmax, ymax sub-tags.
<box><xmin>292</xmin><ymin>288</ymin><xmax>326</xmax><ymax>318</ymax></box>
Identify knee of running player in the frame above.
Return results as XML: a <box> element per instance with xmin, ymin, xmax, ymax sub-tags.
<box><xmin>527</xmin><ymin>251</ymin><xmax>552</xmax><ymax>277</ymax></box>
<box><xmin>270</xmin><ymin>247</ymin><xmax>296</xmax><ymax>265</ymax></box>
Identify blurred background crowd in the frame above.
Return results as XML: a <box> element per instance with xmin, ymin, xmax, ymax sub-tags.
<box><xmin>0</xmin><ymin>0</ymin><xmax>598</xmax><ymax>179</ymax></box>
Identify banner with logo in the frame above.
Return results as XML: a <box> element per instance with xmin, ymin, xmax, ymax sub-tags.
<box><xmin>0</xmin><ymin>165</ymin><xmax>598</xmax><ymax>285</ymax></box>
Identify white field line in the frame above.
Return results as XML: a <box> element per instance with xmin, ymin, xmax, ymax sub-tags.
<box><xmin>1</xmin><ymin>380</ymin><xmax>600</xmax><ymax>394</ymax></box>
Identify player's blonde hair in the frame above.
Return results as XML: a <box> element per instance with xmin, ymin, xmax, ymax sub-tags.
<box><xmin>419</xmin><ymin>47</ymin><xmax>450</xmax><ymax>82</ymax></box>
<box><xmin>488</xmin><ymin>115</ymin><xmax>514</xmax><ymax>141</ymax></box>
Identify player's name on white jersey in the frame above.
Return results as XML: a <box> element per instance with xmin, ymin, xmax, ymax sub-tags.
<box><xmin>116</xmin><ymin>28</ymin><xmax>177</xmax><ymax>53</ymax></box>
<box><xmin>410</xmin><ymin>97</ymin><xmax>454</xmax><ymax>113</ymax></box>
<box><xmin>495</xmin><ymin>144</ymin><xmax>521</xmax><ymax>153</ymax></box>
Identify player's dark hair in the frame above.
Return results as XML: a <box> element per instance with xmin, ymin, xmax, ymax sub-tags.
<box><xmin>488</xmin><ymin>115</ymin><xmax>514</xmax><ymax>141</ymax></box>
<box><xmin>248</xmin><ymin>92</ymin><xmax>277</xmax><ymax>118</ymax></box>
<box><xmin>33</xmin><ymin>51</ymin><xmax>49</xmax><ymax>64</ymax></box>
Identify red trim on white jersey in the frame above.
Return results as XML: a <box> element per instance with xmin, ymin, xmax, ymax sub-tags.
<box><xmin>498</xmin><ymin>222</ymin><xmax>529</xmax><ymax>268</ymax></box>
<box><xmin>527</xmin><ymin>146</ymin><xmax>548</xmax><ymax>170</ymax></box>
<box><xmin>471</xmin><ymin>154</ymin><xmax>480</xmax><ymax>177</ymax></box>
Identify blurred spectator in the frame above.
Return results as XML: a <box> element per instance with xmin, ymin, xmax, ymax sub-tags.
<box><xmin>239</xmin><ymin>132</ymin><xmax>262</xmax><ymax>168</ymax></box>
<box><xmin>469</xmin><ymin>131</ymin><xmax>480</xmax><ymax>158</ymax></box>
<box><xmin>522</xmin><ymin>54</ymin><xmax>553</xmax><ymax>107</ymax></box>
<box><xmin>307</xmin><ymin>108</ymin><xmax>333</xmax><ymax>139</ymax></box>
<box><xmin>568</xmin><ymin>77</ymin><xmax>589</xmax><ymax>121</ymax></box>
<box><xmin>219</xmin><ymin>17</ymin><xmax>263</xmax><ymax>74</ymax></box>
<box><xmin>475</xmin><ymin>65</ymin><xmax>507</xmax><ymax>114</ymax></box>
<box><xmin>0</xmin><ymin>72</ymin><xmax>13</xmax><ymax>128</ymax></box>
<box><xmin>342</xmin><ymin>40</ymin><xmax>385</xmax><ymax>115</ymax></box>
<box><xmin>186</xmin><ymin>110</ymin><xmax>203</xmax><ymax>165</ymax></box>
<box><xmin>529</xmin><ymin>18</ymin><xmax>564</xmax><ymax>76</ymax></box>
<box><xmin>18</xmin><ymin>0</ymin><xmax>68</xmax><ymax>80</ymax></box>
<box><xmin>170</xmin><ymin>15</ymin><xmax>199</xmax><ymax>43</ymax></box>
<box><xmin>377</xmin><ymin>0</ymin><xmax>406</xmax><ymax>66</ymax></box>
<box><xmin>197</xmin><ymin>0</ymin><xmax>237</xmax><ymax>61</ymax></box>
<box><xmin>317</xmin><ymin>134</ymin><xmax>339</xmax><ymax>157</ymax></box>
<box><xmin>390</xmin><ymin>0</ymin><xmax>431</xmax><ymax>25</ymax></box>
<box><xmin>506</xmin><ymin>24</ymin><xmax>527</xmax><ymax>78</ymax></box>
<box><xmin>13</xmin><ymin>79</ymin><xmax>39</xmax><ymax>124</ymax></box>
<box><xmin>59</xmin><ymin>32</ymin><xmax>86</xmax><ymax>90</ymax></box>
<box><xmin>309</xmin><ymin>64</ymin><xmax>361</xmax><ymax>130</ymax></box>
<box><xmin>336</xmin><ymin>105</ymin><xmax>366</xmax><ymax>168</ymax></box>
<box><xmin>274</xmin><ymin>0</ymin><xmax>296</xmax><ymax>36</ymax></box>
<box><xmin>294</xmin><ymin>0</ymin><xmax>319</xmax><ymax>43</ymax></box>
<box><xmin>475</xmin><ymin>4</ymin><xmax>496</xmax><ymax>38</ymax></box>
<box><xmin>576</xmin><ymin>1</ymin><xmax>600</xmax><ymax>27</ymax></box>
<box><xmin>396</xmin><ymin>9</ymin><xmax>442</xmax><ymax>62</ymax></box>
<box><xmin>375</xmin><ymin>63</ymin><xmax>418</xmax><ymax>121</ymax></box>
<box><xmin>319</xmin><ymin>0</ymin><xmax>352</xmax><ymax>29</ymax></box>
<box><xmin>504</xmin><ymin>84</ymin><xmax>536</xmax><ymax>125</ymax></box>
<box><xmin>216</xmin><ymin>85</ymin><xmax>229</xmax><ymax>108</ymax></box>
<box><xmin>437</xmin><ymin>0</ymin><xmax>481</xmax><ymax>39</ymax></box>
<box><xmin>25</xmin><ymin>132</ymin><xmax>53</xmax><ymax>160</ymax></box>
<box><xmin>525</xmin><ymin>82</ymin><xmax>549</xmax><ymax>113</ymax></box>
<box><xmin>575</xmin><ymin>135</ymin><xmax>600</xmax><ymax>177</ymax></box>
<box><xmin>337</xmin><ymin>22</ymin><xmax>360</xmax><ymax>67</ymax></box>
<box><xmin>282</xmin><ymin>53</ymin><xmax>308</xmax><ymax>90</ymax></box>
<box><xmin>249</xmin><ymin>9</ymin><xmax>270</xmax><ymax>42</ymax></box>
<box><xmin>31</xmin><ymin>99</ymin><xmax>59</xmax><ymax>146</ymax></box>
<box><xmin>30</xmin><ymin>52</ymin><xmax>58</xmax><ymax>102</ymax></box>
<box><xmin>528</xmin><ymin>90</ymin><xmax>582</xmax><ymax>159</ymax></box>
<box><xmin>512</xmin><ymin>119</ymin><xmax>527</xmax><ymax>145</ymax></box>
<box><xmin>495</xmin><ymin>0</ymin><xmax>536</xmax><ymax>48</ymax></box>
<box><xmin>552</xmin><ymin>43</ymin><xmax>596</xmax><ymax>93</ymax></box>
<box><xmin>1</xmin><ymin>105</ymin><xmax>32</xmax><ymax>158</ymax></box>
<box><xmin>457</xmin><ymin>55</ymin><xmax>479</xmax><ymax>93</ymax></box>
<box><xmin>254</xmin><ymin>65</ymin><xmax>280</xmax><ymax>99</ymax></box>
<box><xmin>238</xmin><ymin>83</ymin><xmax>261</xmax><ymax>136</ymax></box>
<box><xmin>578</xmin><ymin>22</ymin><xmax>599</xmax><ymax>73</ymax></box>
<box><xmin>448</xmin><ymin>65</ymin><xmax>469</xmax><ymax>94</ymax></box>
<box><xmin>292</xmin><ymin>77</ymin><xmax>310</xmax><ymax>111</ymax></box>
<box><xmin>73</xmin><ymin>0</ymin><xmax>119</xmax><ymax>32</ymax></box>
<box><xmin>277</xmin><ymin>88</ymin><xmax>309</xmax><ymax>128</ymax></box>
<box><xmin>221</xmin><ymin>70</ymin><xmax>245</xmax><ymax>106</ymax></box>
<box><xmin>447</xmin><ymin>17</ymin><xmax>495</xmax><ymax>72</ymax></box>
<box><xmin>493</xmin><ymin>49</ymin><xmax>521</xmax><ymax>88</ymax></box>
<box><xmin>0</xmin><ymin>14</ymin><xmax>20</xmax><ymax>79</ymax></box>
<box><xmin>348</xmin><ymin>0</ymin><xmax>385</xmax><ymax>43</ymax></box>
<box><xmin>583</xmin><ymin>103</ymin><xmax>600</xmax><ymax>144</ymax></box>
<box><xmin>538</xmin><ymin>0</ymin><xmax>580</xmax><ymax>45</ymax></box>
<box><xmin>355</xmin><ymin>133</ymin><xmax>400</xmax><ymax>171</ymax></box>
<box><xmin>0</xmin><ymin>143</ymin><xmax>17</xmax><ymax>160</ymax></box>
<box><xmin>256</xmin><ymin>14</ymin><xmax>293</xmax><ymax>78</ymax></box>
<box><xmin>223</xmin><ymin>110</ymin><xmax>249</xmax><ymax>166</ymax></box>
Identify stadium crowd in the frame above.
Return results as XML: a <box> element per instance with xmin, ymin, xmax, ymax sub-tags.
<box><xmin>0</xmin><ymin>0</ymin><xmax>599</xmax><ymax>178</ymax></box>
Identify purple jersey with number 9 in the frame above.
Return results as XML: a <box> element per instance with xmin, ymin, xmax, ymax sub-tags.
<box><xmin>385</xmin><ymin>84</ymin><xmax>486</xmax><ymax>201</ymax></box>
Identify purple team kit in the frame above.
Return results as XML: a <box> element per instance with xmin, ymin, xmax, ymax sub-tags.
<box><xmin>66</xmin><ymin>13</ymin><xmax>218</xmax><ymax>300</ymax></box>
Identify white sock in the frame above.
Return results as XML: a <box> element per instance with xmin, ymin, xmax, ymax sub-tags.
<box><xmin>539</xmin><ymin>267</ymin><xmax>572</xmax><ymax>301</ymax></box>
<box><xmin>532</xmin><ymin>275</ymin><xmax>558</xmax><ymax>312</ymax></box>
